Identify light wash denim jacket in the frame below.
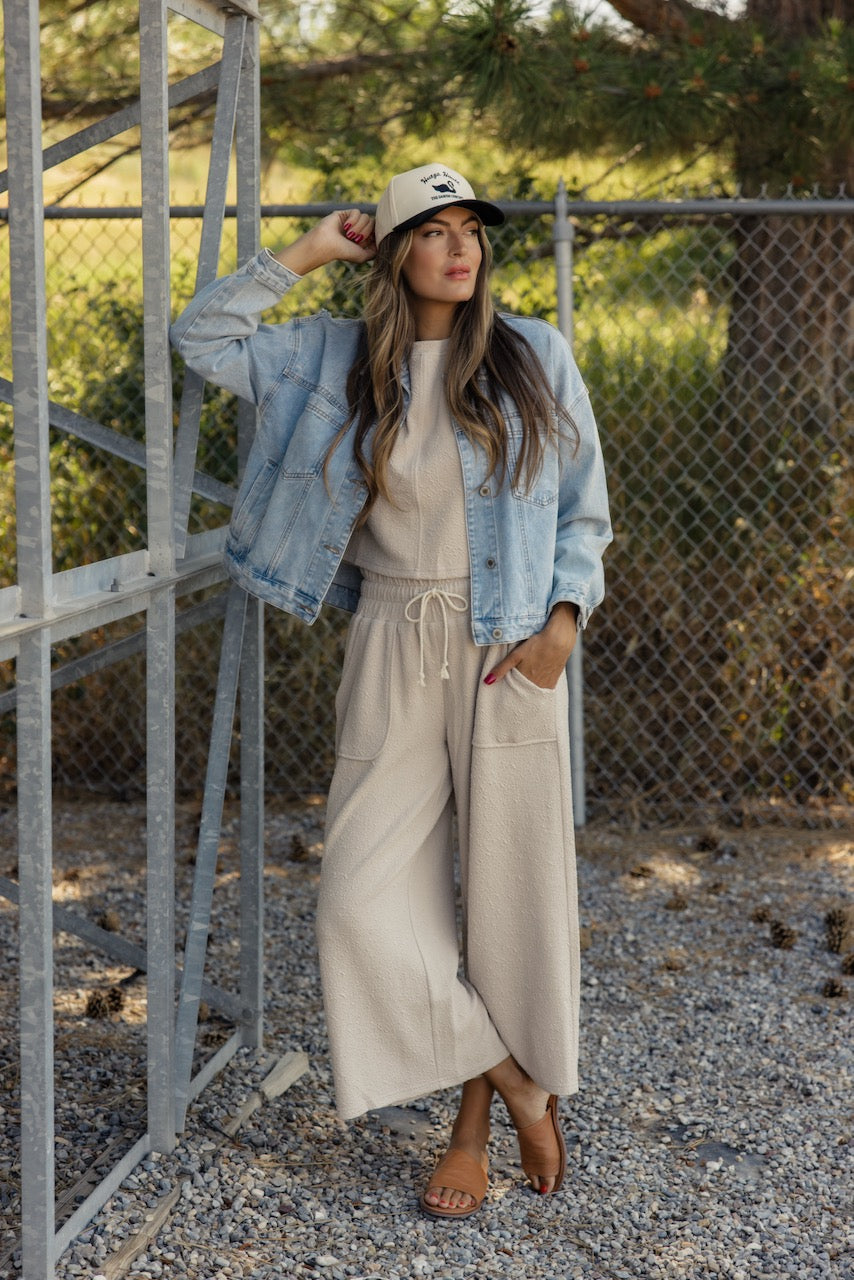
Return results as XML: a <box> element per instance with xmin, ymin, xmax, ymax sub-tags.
<box><xmin>170</xmin><ymin>249</ymin><xmax>612</xmax><ymax>644</ymax></box>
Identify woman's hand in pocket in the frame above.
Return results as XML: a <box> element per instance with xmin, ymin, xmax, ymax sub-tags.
<box><xmin>484</xmin><ymin>602</ymin><xmax>578</xmax><ymax>689</ymax></box>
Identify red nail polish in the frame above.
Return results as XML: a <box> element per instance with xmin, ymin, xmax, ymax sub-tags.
<box><xmin>343</xmin><ymin>222</ymin><xmax>352</xmax><ymax>231</ymax></box>
<box><xmin>540</xmin><ymin>1183</ymin><xmax>548</xmax><ymax>1194</ymax></box>
<box><xmin>484</xmin><ymin>673</ymin><xmax>496</xmax><ymax>685</ymax></box>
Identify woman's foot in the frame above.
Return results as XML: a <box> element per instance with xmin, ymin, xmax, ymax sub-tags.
<box><xmin>421</xmin><ymin>1075</ymin><xmax>493</xmax><ymax>1214</ymax></box>
<box><xmin>484</xmin><ymin>1057</ymin><xmax>565</xmax><ymax>1194</ymax></box>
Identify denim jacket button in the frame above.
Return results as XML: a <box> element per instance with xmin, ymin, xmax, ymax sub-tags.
<box><xmin>486</xmin><ymin>557</ymin><xmax>496</xmax><ymax>569</ymax></box>
<box><xmin>479</xmin><ymin>484</ymin><xmax>490</xmax><ymax>496</ymax></box>
<box><xmin>492</xmin><ymin>628</ymin><xmax>503</xmax><ymax>639</ymax></box>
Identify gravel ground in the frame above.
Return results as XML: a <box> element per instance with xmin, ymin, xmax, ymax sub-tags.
<box><xmin>0</xmin><ymin>799</ymin><xmax>852</xmax><ymax>1280</ymax></box>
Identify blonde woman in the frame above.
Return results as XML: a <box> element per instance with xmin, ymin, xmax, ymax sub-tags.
<box><xmin>171</xmin><ymin>163</ymin><xmax>612</xmax><ymax>1218</ymax></box>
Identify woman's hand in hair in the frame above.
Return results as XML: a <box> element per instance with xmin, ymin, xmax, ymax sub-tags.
<box><xmin>271</xmin><ymin>209</ymin><xmax>376</xmax><ymax>275</ymax></box>
<box><xmin>484</xmin><ymin>603</ymin><xmax>578</xmax><ymax>690</ymax></box>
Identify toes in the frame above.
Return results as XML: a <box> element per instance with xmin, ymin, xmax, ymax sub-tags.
<box><xmin>529</xmin><ymin>1173</ymin><xmax>556</xmax><ymax>1195</ymax></box>
<box><xmin>431</xmin><ymin>1186</ymin><xmax>474</xmax><ymax>1210</ymax></box>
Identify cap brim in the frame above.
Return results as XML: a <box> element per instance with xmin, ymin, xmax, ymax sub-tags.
<box><xmin>394</xmin><ymin>199</ymin><xmax>505</xmax><ymax>234</ymax></box>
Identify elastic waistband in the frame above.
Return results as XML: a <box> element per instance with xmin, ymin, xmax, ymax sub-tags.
<box><xmin>357</xmin><ymin>571</ymin><xmax>471</xmax><ymax>621</ymax></box>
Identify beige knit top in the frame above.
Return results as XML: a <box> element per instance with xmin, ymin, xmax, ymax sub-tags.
<box><xmin>346</xmin><ymin>339</ymin><xmax>470</xmax><ymax>579</ymax></box>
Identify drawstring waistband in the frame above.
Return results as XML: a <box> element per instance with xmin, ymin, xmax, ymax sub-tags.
<box><xmin>404</xmin><ymin>588</ymin><xmax>469</xmax><ymax>686</ymax></box>
<box><xmin>354</xmin><ymin>573</ymin><xmax>472</xmax><ymax>686</ymax></box>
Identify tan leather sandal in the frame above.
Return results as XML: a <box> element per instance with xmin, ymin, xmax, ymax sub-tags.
<box><xmin>516</xmin><ymin>1094</ymin><xmax>567</xmax><ymax>1194</ymax></box>
<box><xmin>419</xmin><ymin>1148</ymin><xmax>489</xmax><ymax>1219</ymax></box>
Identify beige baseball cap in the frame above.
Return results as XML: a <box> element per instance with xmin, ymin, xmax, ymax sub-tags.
<box><xmin>374</xmin><ymin>162</ymin><xmax>504</xmax><ymax>245</ymax></box>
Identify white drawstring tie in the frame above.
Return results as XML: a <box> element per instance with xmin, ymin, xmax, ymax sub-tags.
<box><xmin>404</xmin><ymin>588</ymin><xmax>469</xmax><ymax>687</ymax></box>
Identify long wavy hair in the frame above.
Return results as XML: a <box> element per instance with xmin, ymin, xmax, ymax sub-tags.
<box><xmin>325</xmin><ymin>222</ymin><xmax>578</xmax><ymax>524</ymax></box>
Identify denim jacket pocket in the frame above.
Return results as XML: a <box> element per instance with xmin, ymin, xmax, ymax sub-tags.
<box><xmin>229</xmin><ymin>456</ymin><xmax>279</xmax><ymax>546</ymax></box>
<box><xmin>503</xmin><ymin>416</ymin><xmax>559</xmax><ymax>507</ymax></box>
<box><xmin>279</xmin><ymin>392</ymin><xmax>349</xmax><ymax>478</ymax></box>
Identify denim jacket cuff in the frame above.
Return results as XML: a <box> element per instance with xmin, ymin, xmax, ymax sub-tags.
<box><xmin>549</xmin><ymin>594</ymin><xmax>592</xmax><ymax>632</ymax></box>
<box><xmin>252</xmin><ymin>248</ymin><xmax>304</xmax><ymax>289</ymax></box>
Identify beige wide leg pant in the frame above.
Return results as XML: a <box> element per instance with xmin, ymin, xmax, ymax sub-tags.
<box><xmin>317</xmin><ymin>573</ymin><xmax>580</xmax><ymax>1121</ymax></box>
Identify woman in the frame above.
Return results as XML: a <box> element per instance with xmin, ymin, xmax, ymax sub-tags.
<box><xmin>171</xmin><ymin>162</ymin><xmax>612</xmax><ymax>1219</ymax></box>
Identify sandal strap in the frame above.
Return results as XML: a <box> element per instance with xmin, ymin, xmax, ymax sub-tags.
<box><xmin>517</xmin><ymin>1098</ymin><xmax>563</xmax><ymax>1179</ymax></box>
<box><xmin>425</xmin><ymin>1148</ymin><xmax>488</xmax><ymax>1200</ymax></box>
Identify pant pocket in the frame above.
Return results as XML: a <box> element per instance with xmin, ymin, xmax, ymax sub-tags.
<box><xmin>472</xmin><ymin>667</ymin><xmax>565</xmax><ymax>747</ymax></box>
<box><xmin>334</xmin><ymin>617</ymin><xmax>394</xmax><ymax>760</ymax></box>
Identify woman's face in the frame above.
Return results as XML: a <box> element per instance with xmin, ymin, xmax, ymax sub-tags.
<box><xmin>400</xmin><ymin>205</ymin><xmax>483</xmax><ymax>310</ymax></box>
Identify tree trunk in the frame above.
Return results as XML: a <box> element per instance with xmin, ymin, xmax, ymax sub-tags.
<box><xmin>723</xmin><ymin>212</ymin><xmax>853</xmax><ymax>441</ymax></box>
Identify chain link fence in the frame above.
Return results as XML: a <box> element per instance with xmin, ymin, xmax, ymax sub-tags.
<box><xmin>0</xmin><ymin>198</ymin><xmax>851</xmax><ymax>823</ymax></box>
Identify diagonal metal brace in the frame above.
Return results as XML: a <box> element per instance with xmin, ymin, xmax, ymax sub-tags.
<box><xmin>173</xmin><ymin>14</ymin><xmax>247</xmax><ymax>556</ymax></box>
<box><xmin>173</xmin><ymin>583</ymin><xmax>248</xmax><ymax>1128</ymax></box>
<box><xmin>0</xmin><ymin>64</ymin><xmax>223</xmax><ymax>194</ymax></box>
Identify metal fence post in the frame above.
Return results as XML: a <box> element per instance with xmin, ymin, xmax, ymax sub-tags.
<box><xmin>235</xmin><ymin>16</ymin><xmax>265</xmax><ymax>1052</ymax></box>
<box><xmin>553</xmin><ymin>179</ymin><xmax>586</xmax><ymax>827</ymax></box>
<box><xmin>140</xmin><ymin>0</ymin><xmax>178</xmax><ymax>1157</ymax></box>
<box><xmin>4</xmin><ymin>0</ymin><xmax>56</xmax><ymax>1274</ymax></box>
<box><xmin>15</xmin><ymin>634</ymin><xmax>54</xmax><ymax>1280</ymax></box>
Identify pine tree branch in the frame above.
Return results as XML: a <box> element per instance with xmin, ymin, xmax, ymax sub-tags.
<box><xmin>632</xmin><ymin>141</ymin><xmax>727</xmax><ymax>196</ymax></box>
<box><xmin>39</xmin><ymin>94</ymin><xmax>163</xmax><ymax>122</ymax></box>
<box><xmin>579</xmin><ymin>144</ymin><xmax>645</xmax><ymax>195</ymax></box>
<box><xmin>50</xmin><ymin>141</ymin><xmax>143</xmax><ymax>204</ymax></box>
<box><xmin>262</xmin><ymin>48</ymin><xmax>416</xmax><ymax>85</ymax></box>
<box><xmin>604</xmin><ymin>0</ymin><xmax>733</xmax><ymax>38</ymax></box>
<box><xmin>40</xmin><ymin>0</ymin><xmax>109</xmax><ymax>29</ymax></box>
<box><xmin>38</xmin><ymin>49</ymin><xmax>419</xmax><ymax>123</ymax></box>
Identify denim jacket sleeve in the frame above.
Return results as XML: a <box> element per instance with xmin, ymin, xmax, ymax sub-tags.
<box><xmin>541</xmin><ymin>324</ymin><xmax>612</xmax><ymax>630</ymax></box>
<box><xmin>169</xmin><ymin>249</ymin><xmax>304</xmax><ymax>404</ymax></box>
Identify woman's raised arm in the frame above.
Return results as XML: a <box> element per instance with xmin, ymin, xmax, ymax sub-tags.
<box><xmin>272</xmin><ymin>208</ymin><xmax>375</xmax><ymax>275</ymax></box>
<box><xmin>170</xmin><ymin>208</ymin><xmax>374</xmax><ymax>404</ymax></box>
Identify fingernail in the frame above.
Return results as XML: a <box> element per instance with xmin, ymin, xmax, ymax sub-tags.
<box><xmin>354</xmin><ymin>233</ymin><xmax>364</xmax><ymax>243</ymax></box>
<box><xmin>484</xmin><ymin>673</ymin><xmax>496</xmax><ymax>685</ymax></box>
<box><xmin>540</xmin><ymin>1183</ymin><xmax>548</xmax><ymax>1194</ymax></box>
<box><xmin>343</xmin><ymin>222</ymin><xmax>352</xmax><ymax>231</ymax></box>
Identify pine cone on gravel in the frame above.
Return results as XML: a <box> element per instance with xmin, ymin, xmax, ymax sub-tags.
<box><xmin>85</xmin><ymin>990</ymin><xmax>111</xmax><ymax>1018</ymax></box>
<box><xmin>85</xmin><ymin>986</ymin><xmax>125</xmax><ymax>1017</ymax></box>
<box><xmin>825</xmin><ymin>906</ymin><xmax>854</xmax><ymax>955</ymax></box>
<box><xmin>105</xmin><ymin>986</ymin><xmax>125</xmax><ymax>1013</ymax></box>
<box><xmin>821</xmin><ymin>978</ymin><xmax>847</xmax><ymax>999</ymax></box>
<box><xmin>750</xmin><ymin>905</ymin><xmax>772</xmax><ymax>924</ymax></box>
<box><xmin>769</xmin><ymin>920</ymin><xmax>797</xmax><ymax>950</ymax></box>
<box><xmin>840</xmin><ymin>953</ymin><xmax>854</xmax><ymax>976</ymax></box>
<box><xmin>95</xmin><ymin>908</ymin><xmax>121</xmax><ymax>933</ymax></box>
<box><xmin>664</xmin><ymin>893</ymin><xmax>689</xmax><ymax>911</ymax></box>
<box><xmin>629</xmin><ymin>863</ymin><xmax>654</xmax><ymax>878</ymax></box>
